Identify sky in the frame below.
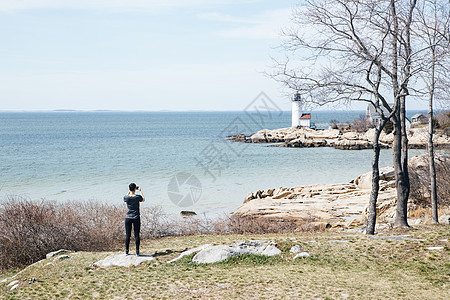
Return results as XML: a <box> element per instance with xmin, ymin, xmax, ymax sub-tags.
<box><xmin>0</xmin><ymin>0</ymin><xmax>430</xmax><ymax>111</ymax></box>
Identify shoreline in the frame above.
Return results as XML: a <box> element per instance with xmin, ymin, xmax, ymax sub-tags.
<box><xmin>231</xmin><ymin>153</ymin><xmax>450</xmax><ymax>229</ymax></box>
<box><xmin>229</xmin><ymin>126</ymin><xmax>450</xmax><ymax>150</ymax></box>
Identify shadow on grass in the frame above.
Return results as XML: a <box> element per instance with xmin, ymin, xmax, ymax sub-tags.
<box><xmin>152</xmin><ymin>249</ymin><xmax>186</xmax><ymax>258</ymax></box>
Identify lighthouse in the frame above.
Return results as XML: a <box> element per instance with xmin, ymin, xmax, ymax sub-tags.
<box><xmin>291</xmin><ymin>92</ymin><xmax>302</xmax><ymax>127</ymax></box>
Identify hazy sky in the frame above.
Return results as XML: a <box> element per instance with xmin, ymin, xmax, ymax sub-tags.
<box><xmin>0</xmin><ymin>0</ymin><xmax>429</xmax><ymax>111</ymax></box>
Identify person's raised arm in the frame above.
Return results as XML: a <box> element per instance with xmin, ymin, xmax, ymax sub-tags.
<box><xmin>137</xmin><ymin>187</ymin><xmax>145</xmax><ymax>202</ymax></box>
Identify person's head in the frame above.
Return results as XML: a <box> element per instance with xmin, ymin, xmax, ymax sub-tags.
<box><xmin>129</xmin><ymin>183</ymin><xmax>137</xmax><ymax>192</ymax></box>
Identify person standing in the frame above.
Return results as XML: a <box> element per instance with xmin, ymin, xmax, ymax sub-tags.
<box><xmin>124</xmin><ymin>183</ymin><xmax>145</xmax><ymax>255</ymax></box>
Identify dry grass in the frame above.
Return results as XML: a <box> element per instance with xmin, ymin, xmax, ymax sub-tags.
<box><xmin>0</xmin><ymin>225</ymin><xmax>448</xmax><ymax>299</ymax></box>
<box><xmin>228</xmin><ymin>215</ymin><xmax>298</xmax><ymax>234</ymax></box>
<box><xmin>228</xmin><ymin>215</ymin><xmax>332</xmax><ymax>234</ymax></box>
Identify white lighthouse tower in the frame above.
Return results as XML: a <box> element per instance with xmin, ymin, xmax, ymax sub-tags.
<box><xmin>291</xmin><ymin>92</ymin><xmax>302</xmax><ymax>127</ymax></box>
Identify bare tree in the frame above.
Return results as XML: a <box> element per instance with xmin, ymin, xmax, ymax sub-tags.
<box><xmin>366</xmin><ymin>64</ymin><xmax>396</xmax><ymax>235</ymax></box>
<box><xmin>271</xmin><ymin>0</ymin><xmax>444</xmax><ymax>231</ymax></box>
<box><xmin>271</xmin><ymin>0</ymin><xmax>404</xmax><ymax>233</ymax></box>
<box><xmin>415</xmin><ymin>0</ymin><xmax>450</xmax><ymax>223</ymax></box>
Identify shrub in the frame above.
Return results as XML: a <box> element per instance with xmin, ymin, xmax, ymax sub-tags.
<box><xmin>349</xmin><ymin>115</ymin><xmax>371</xmax><ymax>133</ymax></box>
<box><xmin>409</xmin><ymin>154</ymin><xmax>450</xmax><ymax>207</ymax></box>
<box><xmin>0</xmin><ymin>199</ymin><xmax>230</xmax><ymax>271</ymax></box>
<box><xmin>0</xmin><ymin>198</ymin><xmax>125</xmax><ymax>271</ymax></box>
<box><xmin>329</xmin><ymin>119</ymin><xmax>340</xmax><ymax>129</ymax></box>
<box><xmin>435</xmin><ymin>111</ymin><xmax>449</xmax><ymax>130</ymax></box>
<box><xmin>432</xmin><ymin>117</ymin><xmax>440</xmax><ymax>130</ymax></box>
<box><xmin>141</xmin><ymin>206</ymin><xmax>235</xmax><ymax>238</ymax></box>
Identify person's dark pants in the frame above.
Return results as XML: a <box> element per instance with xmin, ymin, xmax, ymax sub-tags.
<box><xmin>125</xmin><ymin>218</ymin><xmax>141</xmax><ymax>254</ymax></box>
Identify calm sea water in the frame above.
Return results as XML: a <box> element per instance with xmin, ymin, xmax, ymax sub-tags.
<box><xmin>0</xmin><ymin>111</ymin><xmax>426</xmax><ymax>216</ymax></box>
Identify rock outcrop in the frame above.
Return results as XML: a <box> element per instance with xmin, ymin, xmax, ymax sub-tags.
<box><xmin>234</xmin><ymin>182</ymin><xmax>394</xmax><ymax>227</ymax></box>
<box><xmin>46</xmin><ymin>249</ymin><xmax>70</xmax><ymax>259</ymax></box>
<box><xmin>233</xmin><ymin>154</ymin><xmax>449</xmax><ymax>229</ymax></box>
<box><xmin>229</xmin><ymin>127</ymin><xmax>449</xmax><ymax>150</ymax></box>
<box><xmin>192</xmin><ymin>241</ymin><xmax>281</xmax><ymax>264</ymax></box>
<box><xmin>93</xmin><ymin>254</ymin><xmax>154</xmax><ymax>267</ymax></box>
<box><xmin>354</xmin><ymin>167</ymin><xmax>395</xmax><ymax>189</ymax></box>
<box><xmin>294</xmin><ymin>252</ymin><xmax>310</xmax><ymax>259</ymax></box>
<box><xmin>167</xmin><ymin>244</ymin><xmax>212</xmax><ymax>263</ymax></box>
<box><xmin>289</xmin><ymin>245</ymin><xmax>302</xmax><ymax>253</ymax></box>
<box><xmin>408</xmin><ymin>127</ymin><xmax>450</xmax><ymax>148</ymax></box>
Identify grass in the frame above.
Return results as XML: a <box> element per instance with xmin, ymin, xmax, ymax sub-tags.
<box><xmin>0</xmin><ymin>225</ymin><xmax>449</xmax><ymax>299</ymax></box>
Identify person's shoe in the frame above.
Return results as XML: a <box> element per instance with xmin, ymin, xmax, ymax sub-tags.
<box><xmin>125</xmin><ymin>250</ymin><xmax>129</xmax><ymax>255</ymax></box>
<box><xmin>136</xmin><ymin>251</ymin><xmax>140</xmax><ymax>256</ymax></box>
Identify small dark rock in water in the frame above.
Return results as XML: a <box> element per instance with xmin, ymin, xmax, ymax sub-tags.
<box><xmin>180</xmin><ymin>211</ymin><xmax>197</xmax><ymax>217</ymax></box>
<box><xmin>227</xmin><ymin>134</ymin><xmax>249</xmax><ymax>143</ymax></box>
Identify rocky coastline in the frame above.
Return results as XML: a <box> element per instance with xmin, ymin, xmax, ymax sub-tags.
<box><xmin>229</xmin><ymin>126</ymin><xmax>450</xmax><ymax>150</ymax></box>
<box><xmin>231</xmin><ymin>154</ymin><xmax>450</xmax><ymax>230</ymax></box>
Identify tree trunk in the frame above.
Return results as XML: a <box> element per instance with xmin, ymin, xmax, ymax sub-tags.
<box><xmin>390</xmin><ymin>0</ymin><xmax>411</xmax><ymax>228</ymax></box>
<box><xmin>398</xmin><ymin>0</ymin><xmax>416</xmax><ymax>218</ymax></box>
<box><xmin>393</xmin><ymin>113</ymin><xmax>410</xmax><ymax>227</ymax></box>
<box><xmin>429</xmin><ymin>118</ymin><xmax>438</xmax><ymax>224</ymax></box>
<box><xmin>366</xmin><ymin>122</ymin><xmax>384</xmax><ymax>235</ymax></box>
<box><xmin>429</xmin><ymin>48</ymin><xmax>438</xmax><ymax>224</ymax></box>
<box><xmin>399</xmin><ymin>96</ymin><xmax>410</xmax><ymax>225</ymax></box>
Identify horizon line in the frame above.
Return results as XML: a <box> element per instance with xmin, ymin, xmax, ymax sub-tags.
<box><xmin>0</xmin><ymin>108</ymin><xmax>430</xmax><ymax>113</ymax></box>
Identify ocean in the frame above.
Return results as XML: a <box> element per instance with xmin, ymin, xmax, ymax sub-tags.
<box><xmin>0</xmin><ymin>110</ymin><xmax>426</xmax><ymax>217</ymax></box>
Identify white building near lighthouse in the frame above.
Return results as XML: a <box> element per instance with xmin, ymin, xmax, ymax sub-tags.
<box><xmin>292</xmin><ymin>92</ymin><xmax>312</xmax><ymax>128</ymax></box>
<box><xmin>299</xmin><ymin>113</ymin><xmax>311</xmax><ymax>127</ymax></box>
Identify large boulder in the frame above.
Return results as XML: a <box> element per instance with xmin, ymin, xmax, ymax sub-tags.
<box><xmin>439</xmin><ymin>215</ymin><xmax>450</xmax><ymax>224</ymax></box>
<box><xmin>192</xmin><ymin>245</ymin><xmax>232</xmax><ymax>263</ymax></box>
<box><xmin>364</xmin><ymin>128</ymin><xmax>376</xmax><ymax>141</ymax></box>
<box><xmin>244</xmin><ymin>187</ymin><xmax>289</xmax><ymax>203</ymax></box>
<box><xmin>249</xmin><ymin>129</ymin><xmax>271</xmax><ymax>143</ymax></box>
<box><xmin>332</xmin><ymin>139</ymin><xmax>371</xmax><ymax>150</ymax></box>
<box><xmin>342</xmin><ymin>132</ymin><xmax>362</xmax><ymax>140</ymax></box>
<box><xmin>379</xmin><ymin>132</ymin><xmax>394</xmax><ymax>144</ymax></box>
<box><xmin>192</xmin><ymin>241</ymin><xmax>281</xmax><ymax>264</ymax></box>
<box><xmin>408</xmin><ymin>128</ymin><xmax>428</xmax><ymax>146</ymax></box>
<box><xmin>354</xmin><ymin>167</ymin><xmax>395</xmax><ymax>189</ymax></box>
<box><xmin>407</xmin><ymin>128</ymin><xmax>448</xmax><ymax>149</ymax></box>
<box><xmin>286</xmin><ymin>138</ymin><xmax>327</xmax><ymax>148</ymax></box>
<box><xmin>251</xmin><ymin>127</ymin><xmax>302</xmax><ymax>143</ymax></box>
<box><xmin>93</xmin><ymin>254</ymin><xmax>154</xmax><ymax>267</ymax></box>
<box><xmin>306</xmin><ymin>128</ymin><xmax>341</xmax><ymax>139</ymax></box>
<box><xmin>46</xmin><ymin>249</ymin><xmax>70</xmax><ymax>259</ymax></box>
<box><xmin>290</xmin><ymin>245</ymin><xmax>302</xmax><ymax>253</ymax></box>
<box><xmin>294</xmin><ymin>252</ymin><xmax>310</xmax><ymax>259</ymax></box>
<box><xmin>354</xmin><ymin>153</ymin><xmax>448</xmax><ymax>191</ymax></box>
<box><xmin>167</xmin><ymin>244</ymin><xmax>212</xmax><ymax>263</ymax></box>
